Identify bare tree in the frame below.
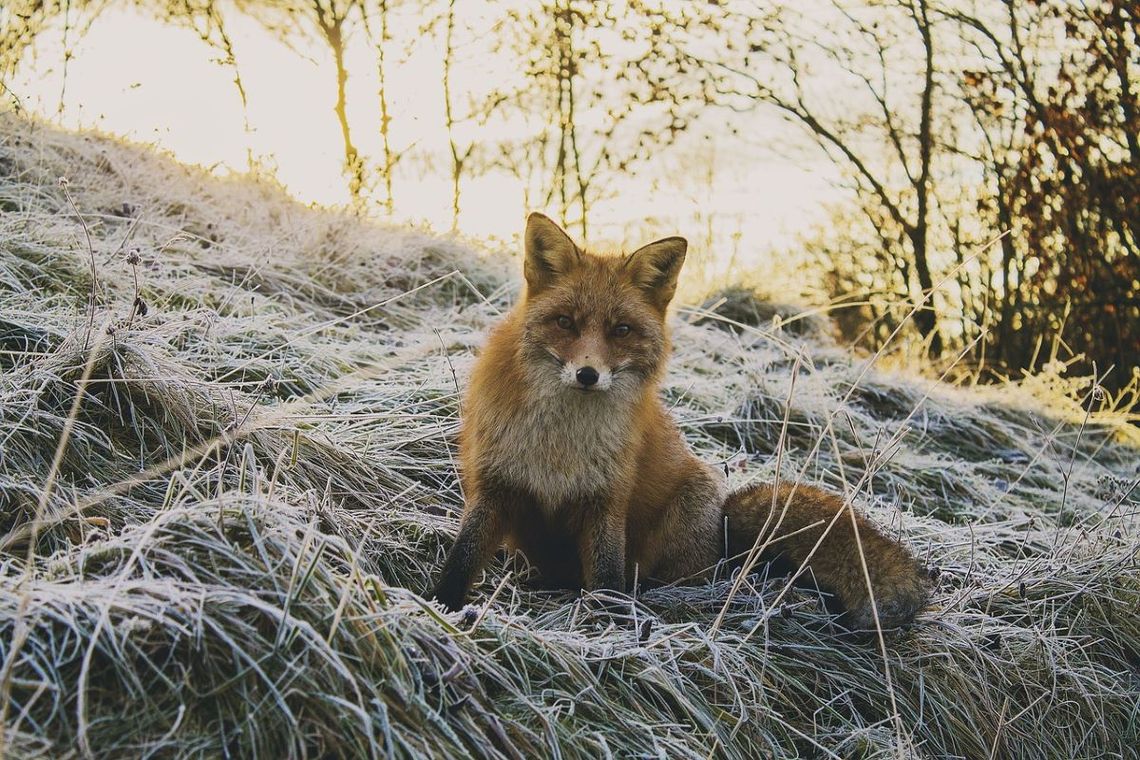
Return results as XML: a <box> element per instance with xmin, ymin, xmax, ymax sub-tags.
<box><xmin>3</xmin><ymin>1</ymin><xmax>255</xmax><ymax>169</ymax></box>
<box><xmin>359</xmin><ymin>0</ymin><xmax>399</xmax><ymax>214</ymax></box>
<box><xmin>175</xmin><ymin>1</ymin><xmax>257</xmax><ymax>170</ymax></box>
<box><xmin>228</xmin><ymin>0</ymin><xmax>368</xmax><ymax>202</ymax></box>
<box><xmin>680</xmin><ymin>0</ymin><xmax>947</xmax><ymax>355</ymax></box>
<box><xmin>1</xmin><ymin>1</ymin><xmax>68</xmax><ymax>75</ymax></box>
<box><xmin>308</xmin><ymin>0</ymin><xmax>366</xmax><ymax>202</ymax></box>
<box><xmin>684</xmin><ymin>0</ymin><xmax>1136</xmax><ymax>385</ymax></box>
<box><xmin>947</xmin><ymin>0</ymin><xmax>1139</xmax><ymax>387</ymax></box>
<box><xmin>487</xmin><ymin>0</ymin><xmax>723</xmax><ymax>238</ymax></box>
<box><xmin>441</xmin><ymin>0</ymin><xmax>465</xmax><ymax>230</ymax></box>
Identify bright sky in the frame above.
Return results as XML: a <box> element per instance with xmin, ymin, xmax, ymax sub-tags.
<box><xmin>5</xmin><ymin>5</ymin><xmax>842</xmax><ymax>279</ymax></box>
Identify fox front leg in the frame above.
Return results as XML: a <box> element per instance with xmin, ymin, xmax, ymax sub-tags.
<box><xmin>432</xmin><ymin>499</ymin><xmax>504</xmax><ymax>612</ymax></box>
<box><xmin>578</xmin><ymin>503</ymin><xmax>627</xmax><ymax>593</ymax></box>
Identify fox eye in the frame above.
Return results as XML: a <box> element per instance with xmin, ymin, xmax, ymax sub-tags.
<box><xmin>613</xmin><ymin>324</ymin><xmax>631</xmax><ymax>337</ymax></box>
<box><xmin>556</xmin><ymin>315</ymin><xmax>573</xmax><ymax>330</ymax></box>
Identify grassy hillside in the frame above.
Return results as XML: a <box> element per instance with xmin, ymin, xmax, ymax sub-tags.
<box><xmin>1</xmin><ymin>110</ymin><xmax>1137</xmax><ymax>759</ymax></box>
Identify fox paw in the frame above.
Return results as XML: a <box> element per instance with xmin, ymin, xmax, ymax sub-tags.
<box><xmin>431</xmin><ymin>581</ymin><xmax>467</xmax><ymax>613</ymax></box>
<box><xmin>841</xmin><ymin>566</ymin><xmax>932</xmax><ymax>631</ymax></box>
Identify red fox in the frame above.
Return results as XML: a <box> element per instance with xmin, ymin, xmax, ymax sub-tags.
<box><xmin>432</xmin><ymin>213</ymin><xmax>930</xmax><ymax>629</ymax></box>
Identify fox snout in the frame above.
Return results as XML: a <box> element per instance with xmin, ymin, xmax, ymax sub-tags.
<box><xmin>560</xmin><ymin>360</ymin><xmax>613</xmax><ymax>391</ymax></box>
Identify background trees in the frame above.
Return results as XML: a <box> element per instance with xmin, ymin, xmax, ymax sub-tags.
<box><xmin>951</xmin><ymin>0</ymin><xmax>1138</xmax><ymax>386</ymax></box>
<box><xmin>482</xmin><ymin>1</ymin><xmax>725</xmax><ymax>238</ymax></box>
<box><xmin>673</xmin><ymin>0</ymin><xmax>1137</xmax><ymax>389</ymax></box>
<box><xmin>688</xmin><ymin>1</ymin><xmax>949</xmax><ymax>357</ymax></box>
<box><xmin>2</xmin><ymin>0</ymin><xmax>1135</xmax><ymax>392</ymax></box>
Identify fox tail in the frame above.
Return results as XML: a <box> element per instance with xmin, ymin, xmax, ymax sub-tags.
<box><xmin>721</xmin><ymin>482</ymin><xmax>930</xmax><ymax>629</ymax></box>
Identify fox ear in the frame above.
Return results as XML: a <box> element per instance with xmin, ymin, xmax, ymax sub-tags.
<box><xmin>524</xmin><ymin>212</ymin><xmax>579</xmax><ymax>294</ymax></box>
<box><xmin>625</xmin><ymin>236</ymin><xmax>687</xmax><ymax>310</ymax></box>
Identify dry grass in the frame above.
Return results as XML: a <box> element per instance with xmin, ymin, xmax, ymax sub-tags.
<box><xmin>1</xmin><ymin>109</ymin><xmax>1138</xmax><ymax>759</ymax></box>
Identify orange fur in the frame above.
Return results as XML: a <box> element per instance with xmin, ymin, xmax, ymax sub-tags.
<box><xmin>432</xmin><ymin>213</ymin><xmax>929</xmax><ymax>629</ymax></box>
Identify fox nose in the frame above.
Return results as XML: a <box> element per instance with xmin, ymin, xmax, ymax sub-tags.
<box><xmin>576</xmin><ymin>366</ymin><xmax>599</xmax><ymax>387</ymax></box>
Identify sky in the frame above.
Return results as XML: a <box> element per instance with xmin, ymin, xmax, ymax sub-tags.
<box><xmin>4</xmin><ymin>4</ymin><xmax>843</xmax><ymax>281</ymax></box>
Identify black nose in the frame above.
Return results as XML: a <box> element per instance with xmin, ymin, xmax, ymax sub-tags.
<box><xmin>576</xmin><ymin>366</ymin><xmax>599</xmax><ymax>387</ymax></box>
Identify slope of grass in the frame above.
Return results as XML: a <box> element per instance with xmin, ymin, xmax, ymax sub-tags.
<box><xmin>1</xmin><ymin>110</ymin><xmax>1138</xmax><ymax>759</ymax></box>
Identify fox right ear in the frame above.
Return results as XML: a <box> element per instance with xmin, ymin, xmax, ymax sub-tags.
<box><xmin>524</xmin><ymin>213</ymin><xmax>579</xmax><ymax>294</ymax></box>
<box><xmin>625</xmin><ymin>236</ymin><xmax>687</xmax><ymax>311</ymax></box>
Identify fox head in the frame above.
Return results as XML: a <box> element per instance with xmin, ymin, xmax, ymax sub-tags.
<box><xmin>519</xmin><ymin>212</ymin><xmax>687</xmax><ymax>398</ymax></box>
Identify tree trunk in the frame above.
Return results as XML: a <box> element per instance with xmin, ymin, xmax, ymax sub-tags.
<box><xmin>551</xmin><ymin>0</ymin><xmax>572</xmax><ymax>228</ymax></box>
<box><xmin>443</xmin><ymin>0</ymin><xmax>461</xmax><ymax>230</ymax></box>
<box><xmin>909</xmin><ymin>227</ymin><xmax>941</xmax><ymax>356</ymax></box>
<box><xmin>374</xmin><ymin>0</ymin><xmax>394</xmax><ymax>214</ymax></box>
<box><xmin>995</xmin><ymin>178</ymin><xmax>1017</xmax><ymax>370</ymax></box>
<box><xmin>323</xmin><ymin>16</ymin><xmax>364</xmax><ymax>203</ymax></box>
<box><xmin>560</xmin><ymin>0</ymin><xmax>586</xmax><ymax>239</ymax></box>
<box><xmin>912</xmin><ymin>0</ymin><xmax>941</xmax><ymax>357</ymax></box>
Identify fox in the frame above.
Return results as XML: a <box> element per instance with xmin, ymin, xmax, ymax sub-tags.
<box><xmin>431</xmin><ymin>212</ymin><xmax>931</xmax><ymax>629</ymax></box>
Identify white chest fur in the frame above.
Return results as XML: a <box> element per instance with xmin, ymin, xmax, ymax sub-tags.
<box><xmin>481</xmin><ymin>391</ymin><xmax>632</xmax><ymax>512</ymax></box>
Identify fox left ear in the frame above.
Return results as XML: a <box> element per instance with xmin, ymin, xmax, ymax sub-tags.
<box><xmin>625</xmin><ymin>236</ymin><xmax>687</xmax><ymax>311</ymax></box>
<box><xmin>524</xmin><ymin>212</ymin><xmax>580</xmax><ymax>295</ymax></box>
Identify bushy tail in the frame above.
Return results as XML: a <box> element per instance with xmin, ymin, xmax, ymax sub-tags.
<box><xmin>722</xmin><ymin>482</ymin><xmax>930</xmax><ymax>629</ymax></box>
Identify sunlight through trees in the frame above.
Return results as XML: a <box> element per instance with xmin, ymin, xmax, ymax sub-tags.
<box><xmin>3</xmin><ymin>0</ymin><xmax>1136</xmax><ymax>390</ymax></box>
